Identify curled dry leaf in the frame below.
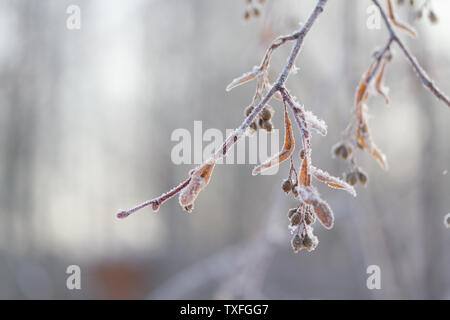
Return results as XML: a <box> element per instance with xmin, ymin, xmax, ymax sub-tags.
<box><xmin>356</xmin><ymin>122</ymin><xmax>389</xmax><ymax>170</ymax></box>
<box><xmin>299</xmin><ymin>157</ymin><xmax>311</xmax><ymax>187</ymax></box>
<box><xmin>226</xmin><ymin>66</ymin><xmax>263</xmax><ymax>91</ymax></box>
<box><xmin>386</xmin><ymin>0</ymin><xmax>417</xmax><ymax>38</ymax></box>
<box><xmin>252</xmin><ymin>106</ymin><xmax>294</xmax><ymax>175</ymax></box>
<box><xmin>375</xmin><ymin>61</ymin><xmax>390</xmax><ymax>104</ymax></box>
<box><xmin>356</xmin><ymin>63</ymin><xmax>373</xmax><ymax>107</ymax></box>
<box><xmin>371</xmin><ymin>144</ymin><xmax>389</xmax><ymax>170</ymax></box>
<box><xmin>179</xmin><ymin>159</ymin><xmax>216</xmax><ymax>207</ymax></box>
<box><xmin>311</xmin><ymin>166</ymin><xmax>356</xmax><ymax>197</ymax></box>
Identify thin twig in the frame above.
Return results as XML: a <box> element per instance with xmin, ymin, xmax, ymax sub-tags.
<box><xmin>116</xmin><ymin>177</ymin><xmax>192</xmax><ymax>218</ymax></box>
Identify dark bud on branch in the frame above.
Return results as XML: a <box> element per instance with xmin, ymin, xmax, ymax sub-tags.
<box><xmin>282</xmin><ymin>179</ymin><xmax>293</xmax><ymax>194</ymax></box>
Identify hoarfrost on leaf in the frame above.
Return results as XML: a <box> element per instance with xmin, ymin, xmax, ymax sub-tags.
<box><xmin>311</xmin><ymin>166</ymin><xmax>357</xmax><ymax>197</ymax></box>
<box><xmin>305</xmin><ymin>110</ymin><xmax>327</xmax><ymax>136</ymax></box>
<box><xmin>226</xmin><ymin>66</ymin><xmax>262</xmax><ymax>92</ymax></box>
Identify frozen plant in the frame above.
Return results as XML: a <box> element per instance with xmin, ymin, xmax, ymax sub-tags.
<box><xmin>116</xmin><ymin>0</ymin><xmax>449</xmax><ymax>253</ymax></box>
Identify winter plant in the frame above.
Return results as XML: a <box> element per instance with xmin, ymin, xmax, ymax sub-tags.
<box><xmin>116</xmin><ymin>0</ymin><xmax>449</xmax><ymax>253</ymax></box>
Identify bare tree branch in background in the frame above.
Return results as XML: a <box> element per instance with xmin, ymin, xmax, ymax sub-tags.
<box><xmin>333</xmin><ymin>0</ymin><xmax>449</xmax><ymax>187</ymax></box>
<box><xmin>376</xmin><ymin>0</ymin><xmax>450</xmax><ymax>106</ymax></box>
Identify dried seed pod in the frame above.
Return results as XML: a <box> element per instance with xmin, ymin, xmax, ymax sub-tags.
<box><xmin>287</xmin><ymin>208</ymin><xmax>297</xmax><ymax>219</ymax></box>
<box><xmin>245</xmin><ymin>105</ymin><xmax>254</xmax><ymax>117</ymax></box>
<box><xmin>305</xmin><ymin>208</ymin><xmax>316</xmax><ymax>225</ymax></box>
<box><xmin>290</xmin><ymin>213</ymin><xmax>301</xmax><ymax>227</ymax></box>
<box><xmin>332</xmin><ymin>143</ymin><xmax>352</xmax><ymax>160</ymax></box>
<box><xmin>258</xmin><ymin>117</ymin><xmax>264</xmax><ymax>128</ymax></box>
<box><xmin>346</xmin><ymin>172</ymin><xmax>358</xmax><ymax>186</ymax></box>
<box><xmin>341</xmin><ymin>145</ymin><xmax>352</xmax><ymax>160</ymax></box>
<box><xmin>260</xmin><ymin>105</ymin><xmax>274</xmax><ymax>121</ymax></box>
<box><xmin>282</xmin><ymin>179</ymin><xmax>293</xmax><ymax>193</ymax></box>
<box><xmin>291</xmin><ymin>234</ymin><xmax>303</xmax><ymax>252</ymax></box>
<box><xmin>244</xmin><ymin>10</ymin><xmax>250</xmax><ymax>20</ymax></box>
<box><xmin>357</xmin><ymin>169</ymin><xmax>368</xmax><ymax>185</ymax></box>
<box><xmin>345</xmin><ymin>145</ymin><xmax>353</xmax><ymax>158</ymax></box>
<box><xmin>428</xmin><ymin>10</ymin><xmax>438</xmax><ymax>24</ymax></box>
<box><xmin>292</xmin><ymin>184</ymin><xmax>299</xmax><ymax>197</ymax></box>
<box><xmin>249</xmin><ymin>121</ymin><xmax>258</xmax><ymax>132</ymax></box>
<box><xmin>332</xmin><ymin>143</ymin><xmax>344</xmax><ymax>158</ymax></box>
<box><xmin>341</xmin><ymin>147</ymin><xmax>349</xmax><ymax>160</ymax></box>
<box><xmin>261</xmin><ymin>120</ymin><xmax>273</xmax><ymax>132</ymax></box>
<box><xmin>416</xmin><ymin>9</ymin><xmax>423</xmax><ymax>20</ymax></box>
<box><xmin>302</xmin><ymin>232</ymin><xmax>319</xmax><ymax>252</ymax></box>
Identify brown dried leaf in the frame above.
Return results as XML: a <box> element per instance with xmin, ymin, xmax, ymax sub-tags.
<box><xmin>356</xmin><ymin>132</ymin><xmax>368</xmax><ymax>150</ymax></box>
<box><xmin>356</xmin><ymin>123</ymin><xmax>389</xmax><ymax>170</ymax></box>
<box><xmin>376</xmin><ymin>61</ymin><xmax>390</xmax><ymax>104</ymax></box>
<box><xmin>387</xmin><ymin>0</ymin><xmax>417</xmax><ymax>38</ymax></box>
<box><xmin>226</xmin><ymin>67</ymin><xmax>262</xmax><ymax>91</ymax></box>
<box><xmin>311</xmin><ymin>166</ymin><xmax>356</xmax><ymax>197</ymax></box>
<box><xmin>299</xmin><ymin>157</ymin><xmax>310</xmax><ymax>187</ymax></box>
<box><xmin>371</xmin><ymin>144</ymin><xmax>389</xmax><ymax>170</ymax></box>
<box><xmin>252</xmin><ymin>106</ymin><xmax>294</xmax><ymax>175</ymax></box>
<box><xmin>311</xmin><ymin>198</ymin><xmax>334</xmax><ymax>229</ymax></box>
<box><xmin>355</xmin><ymin>63</ymin><xmax>373</xmax><ymax>106</ymax></box>
<box><xmin>179</xmin><ymin>159</ymin><xmax>216</xmax><ymax>207</ymax></box>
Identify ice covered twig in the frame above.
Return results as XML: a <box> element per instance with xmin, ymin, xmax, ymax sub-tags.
<box><xmin>117</xmin><ymin>0</ymin><xmax>330</xmax><ymax>219</ymax></box>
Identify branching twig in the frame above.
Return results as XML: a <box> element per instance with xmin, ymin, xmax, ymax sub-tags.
<box><xmin>333</xmin><ymin>0</ymin><xmax>450</xmax><ymax>187</ymax></box>
<box><xmin>116</xmin><ymin>0</ymin><xmax>329</xmax><ymax>219</ymax></box>
<box><xmin>373</xmin><ymin>0</ymin><xmax>450</xmax><ymax>107</ymax></box>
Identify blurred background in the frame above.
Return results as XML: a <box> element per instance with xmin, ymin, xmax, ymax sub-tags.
<box><xmin>0</xmin><ymin>0</ymin><xmax>449</xmax><ymax>299</ymax></box>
